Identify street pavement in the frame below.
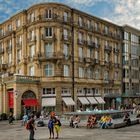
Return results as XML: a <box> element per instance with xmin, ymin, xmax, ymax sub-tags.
<box><xmin>0</xmin><ymin>121</ymin><xmax>140</xmax><ymax>140</ymax></box>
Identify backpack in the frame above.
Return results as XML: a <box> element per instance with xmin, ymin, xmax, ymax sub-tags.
<box><xmin>57</xmin><ymin>120</ymin><xmax>61</xmax><ymax>126</ymax></box>
<box><xmin>25</xmin><ymin>120</ymin><xmax>31</xmax><ymax>130</ymax></box>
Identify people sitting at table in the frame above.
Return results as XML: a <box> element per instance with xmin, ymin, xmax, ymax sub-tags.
<box><xmin>87</xmin><ymin>115</ymin><xmax>97</xmax><ymax>128</ymax></box>
<box><xmin>69</xmin><ymin>115</ymin><xmax>74</xmax><ymax>128</ymax></box>
<box><xmin>123</xmin><ymin>113</ymin><xmax>131</xmax><ymax>126</ymax></box>
<box><xmin>73</xmin><ymin>115</ymin><xmax>80</xmax><ymax>128</ymax></box>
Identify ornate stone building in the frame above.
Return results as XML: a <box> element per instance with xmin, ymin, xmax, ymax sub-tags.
<box><xmin>0</xmin><ymin>3</ymin><xmax>122</xmax><ymax>118</ymax></box>
<box><xmin>122</xmin><ymin>25</ymin><xmax>140</xmax><ymax>106</ymax></box>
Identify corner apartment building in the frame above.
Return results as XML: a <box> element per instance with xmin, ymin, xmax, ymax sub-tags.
<box><xmin>122</xmin><ymin>25</ymin><xmax>140</xmax><ymax>106</ymax></box>
<box><xmin>0</xmin><ymin>3</ymin><xmax>122</xmax><ymax>118</ymax></box>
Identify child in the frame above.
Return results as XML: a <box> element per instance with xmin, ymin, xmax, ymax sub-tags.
<box><xmin>48</xmin><ymin>116</ymin><xmax>54</xmax><ymax>139</ymax></box>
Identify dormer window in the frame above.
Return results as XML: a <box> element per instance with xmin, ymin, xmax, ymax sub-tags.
<box><xmin>31</xmin><ymin>12</ymin><xmax>35</xmax><ymax>22</ymax></box>
<box><xmin>8</xmin><ymin>24</ymin><xmax>12</xmax><ymax>31</ymax></box>
<box><xmin>16</xmin><ymin>18</ymin><xmax>21</xmax><ymax>28</ymax></box>
<box><xmin>64</xmin><ymin>12</ymin><xmax>68</xmax><ymax>22</ymax></box>
<box><xmin>78</xmin><ymin>17</ymin><xmax>83</xmax><ymax>26</ymax></box>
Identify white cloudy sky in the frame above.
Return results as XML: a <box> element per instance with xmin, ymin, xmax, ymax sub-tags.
<box><xmin>0</xmin><ymin>0</ymin><xmax>140</xmax><ymax>29</ymax></box>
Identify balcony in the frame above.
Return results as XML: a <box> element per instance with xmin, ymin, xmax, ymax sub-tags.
<box><xmin>77</xmin><ymin>39</ymin><xmax>85</xmax><ymax>45</ymax></box>
<box><xmin>0</xmin><ymin>64</ymin><xmax>8</xmax><ymax>70</ymax></box>
<box><xmin>114</xmin><ymin>48</ymin><xmax>119</xmax><ymax>53</ymax></box>
<box><xmin>114</xmin><ymin>63</ymin><xmax>120</xmax><ymax>68</ymax></box>
<box><xmin>61</xmin><ymin>35</ymin><xmax>71</xmax><ymax>42</ymax></box>
<box><xmin>27</xmin><ymin>36</ymin><xmax>37</xmax><ymax>44</ymax></box>
<box><xmin>104</xmin><ymin>45</ymin><xmax>112</xmax><ymax>52</ymax></box>
<box><xmin>84</xmin><ymin>57</ymin><xmax>92</xmax><ymax>63</ymax></box>
<box><xmin>16</xmin><ymin>42</ymin><xmax>22</xmax><ymax>48</ymax></box>
<box><xmin>14</xmin><ymin>75</ymin><xmax>40</xmax><ymax>83</ymax></box>
<box><xmin>91</xmin><ymin>59</ymin><xmax>99</xmax><ymax>65</ymax></box>
<box><xmin>0</xmin><ymin>48</ymin><xmax>4</xmax><ymax>54</ymax></box>
<box><xmin>39</xmin><ymin>52</ymin><xmax>64</xmax><ymax>62</ymax></box>
<box><xmin>41</xmin><ymin>34</ymin><xmax>56</xmax><ymax>42</ymax></box>
<box><xmin>79</xmin><ymin>57</ymin><xmax>84</xmax><ymax>62</ymax></box>
<box><xmin>62</xmin><ymin>16</ymin><xmax>72</xmax><ymax>24</ymax></box>
<box><xmin>87</xmin><ymin>41</ymin><xmax>93</xmax><ymax>47</ymax></box>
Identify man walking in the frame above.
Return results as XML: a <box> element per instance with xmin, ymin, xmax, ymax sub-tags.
<box><xmin>28</xmin><ymin>115</ymin><xmax>36</xmax><ymax>140</ymax></box>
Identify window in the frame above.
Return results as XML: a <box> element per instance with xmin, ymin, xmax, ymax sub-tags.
<box><xmin>8</xmin><ymin>24</ymin><xmax>12</xmax><ymax>31</ymax></box>
<box><xmin>78</xmin><ymin>32</ymin><xmax>83</xmax><ymax>43</ymax></box>
<box><xmin>30</xmin><ymin>45</ymin><xmax>35</xmax><ymax>58</ymax></box>
<box><xmin>124</xmin><ymin>32</ymin><xmax>129</xmax><ymax>40</ymax></box>
<box><xmin>104</xmin><ymin>26</ymin><xmax>109</xmax><ymax>34</ymax></box>
<box><xmin>43</xmin><ymin>88</ymin><xmax>55</xmax><ymax>94</ymax></box>
<box><xmin>95</xmin><ymin>22</ymin><xmax>99</xmax><ymax>31</ymax></box>
<box><xmin>114</xmin><ymin>55</ymin><xmax>118</xmax><ymax>63</ymax></box>
<box><xmin>104</xmin><ymin>71</ymin><xmax>109</xmax><ymax>80</ymax></box>
<box><xmin>63</xmin><ymin>29</ymin><xmax>68</xmax><ymax>40</ymax></box>
<box><xmin>17</xmin><ymin>35</ymin><xmax>22</xmax><ymax>45</ymax></box>
<box><xmin>62</xmin><ymin>88</ymin><xmax>71</xmax><ymax>95</ymax></box>
<box><xmin>31</xmin><ymin>12</ymin><xmax>35</xmax><ymax>22</ymax></box>
<box><xmin>87</xmin><ymin>20</ymin><xmax>91</xmax><ymax>29</ymax></box>
<box><xmin>79</xmin><ymin>47</ymin><xmax>83</xmax><ymax>58</ymax></box>
<box><xmin>95</xmin><ymin>69</ymin><xmax>99</xmax><ymax>80</ymax></box>
<box><xmin>45</xmin><ymin>27</ymin><xmax>53</xmax><ymax>37</ymax></box>
<box><xmin>16</xmin><ymin>18</ymin><xmax>20</xmax><ymax>28</ymax></box>
<box><xmin>87</xmin><ymin>48</ymin><xmax>91</xmax><ymax>58</ymax></box>
<box><xmin>87</xmin><ymin>35</ymin><xmax>92</xmax><ymax>45</ymax></box>
<box><xmin>64</xmin><ymin>12</ymin><xmax>68</xmax><ymax>22</ymax></box>
<box><xmin>0</xmin><ymin>28</ymin><xmax>4</xmax><ymax>36</ymax></box>
<box><xmin>64</xmin><ymin>65</ymin><xmax>69</xmax><ymax>76</ymax></box>
<box><xmin>114</xmin><ymin>71</ymin><xmax>118</xmax><ymax>80</ymax></box>
<box><xmin>45</xmin><ymin>43</ymin><xmax>53</xmax><ymax>57</ymax></box>
<box><xmin>46</xmin><ymin>9</ymin><xmax>52</xmax><ymax>19</ymax></box>
<box><xmin>87</xmin><ymin>68</ymin><xmax>92</xmax><ymax>79</ymax></box>
<box><xmin>95</xmin><ymin>51</ymin><xmax>98</xmax><ymax>59</ymax></box>
<box><xmin>79</xmin><ymin>67</ymin><xmax>84</xmax><ymax>78</ymax></box>
<box><xmin>29</xmin><ymin>30</ymin><xmax>35</xmax><ymax>41</ymax></box>
<box><xmin>105</xmin><ymin>53</ymin><xmax>109</xmax><ymax>62</ymax></box>
<box><xmin>45</xmin><ymin>64</ymin><xmax>54</xmax><ymax>77</ymax></box>
<box><xmin>63</xmin><ymin>44</ymin><xmax>69</xmax><ymax>58</ymax></box>
<box><xmin>123</xmin><ymin>43</ymin><xmax>129</xmax><ymax>53</ymax></box>
<box><xmin>8</xmin><ymin>53</ymin><xmax>12</xmax><ymax>64</ymax></box>
<box><xmin>29</xmin><ymin>66</ymin><xmax>34</xmax><ymax>76</ymax></box>
<box><xmin>78</xmin><ymin>17</ymin><xmax>83</xmax><ymax>26</ymax></box>
<box><xmin>17</xmin><ymin>49</ymin><xmax>21</xmax><ymax>63</ymax></box>
<box><xmin>17</xmin><ymin>69</ymin><xmax>22</xmax><ymax>74</ymax></box>
<box><xmin>0</xmin><ymin>56</ymin><xmax>3</xmax><ymax>64</ymax></box>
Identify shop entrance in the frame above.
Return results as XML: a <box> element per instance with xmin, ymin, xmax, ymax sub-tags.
<box><xmin>21</xmin><ymin>90</ymin><xmax>38</xmax><ymax>115</ymax></box>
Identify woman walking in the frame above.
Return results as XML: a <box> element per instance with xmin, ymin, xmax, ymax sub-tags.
<box><xmin>48</xmin><ymin>116</ymin><xmax>54</xmax><ymax>139</ymax></box>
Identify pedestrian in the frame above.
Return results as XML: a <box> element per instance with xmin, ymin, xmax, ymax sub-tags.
<box><xmin>9</xmin><ymin>112</ymin><xmax>14</xmax><ymax>124</ymax></box>
<box><xmin>54</xmin><ymin>116</ymin><xmax>61</xmax><ymax>139</ymax></box>
<box><xmin>22</xmin><ymin>113</ymin><xmax>28</xmax><ymax>126</ymax></box>
<box><xmin>48</xmin><ymin>116</ymin><xmax>54</xmax><ymax>139</ymax></box>
<box><xmin>69</xmin><ymin>115</ymin><xmax>74</xmax><ymax>127</ymax></box>
<box><xmin>28</xmin><ymin>115</ymin><xmax>36</xmax><ymax>140</ymax></box>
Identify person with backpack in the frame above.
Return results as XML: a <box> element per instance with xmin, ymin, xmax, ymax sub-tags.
<box><xmin>48</xmin><ymin>116</ymin><xmax>55</xmax><ymax>139</ymax></box>
<box><xmin>54</xmin><ymin>116</ymin><xmax>61</xmax><ymax>139</ymax></box>
<box><xmin>26</xmin><ymin>115</ymin><xmax>36</xmax><ymax>140</ymax></box>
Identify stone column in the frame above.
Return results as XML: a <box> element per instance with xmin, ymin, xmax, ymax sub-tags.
<box><xmin>0</xmin><ymin>84</ymin><xmax>3</xmax><ymax>113</ymax></box>
<box><xmin>55</xmin><ymin>86</ymin><xmax>62</xmax><ymax>115</ymax></box>
<box><xmin>3</xmin><ymin>83</ymin><xmax>8</xmax><ymax>114</ymax></box>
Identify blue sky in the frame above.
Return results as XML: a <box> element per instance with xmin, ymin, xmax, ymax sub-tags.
<box><xmin>0</xmin><ymin>0</ymin><xmax>140</xmax><ymax>29</ymax></box>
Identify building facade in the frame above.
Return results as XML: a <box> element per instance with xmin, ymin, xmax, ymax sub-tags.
<box><xmin>0</xmin><ymin>3</ymin><xmax>122</xmax><ymax>118</ymax></box>
<box><xmin>122</xmin><ymin>25</ymin><xmax>140</xmax><ymax>107</ymax></box>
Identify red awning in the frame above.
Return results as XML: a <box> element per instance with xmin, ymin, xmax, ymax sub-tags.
<box><xmin>23</xmin><ymin>99</ymin><xmax>39</xmax><ymax>107</ymax></box>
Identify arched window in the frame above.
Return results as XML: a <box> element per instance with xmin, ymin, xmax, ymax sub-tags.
<box><xmin>22</xmin><ymin>90</ymin><xmax>36</xmax><ymax>99</ymax></box>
